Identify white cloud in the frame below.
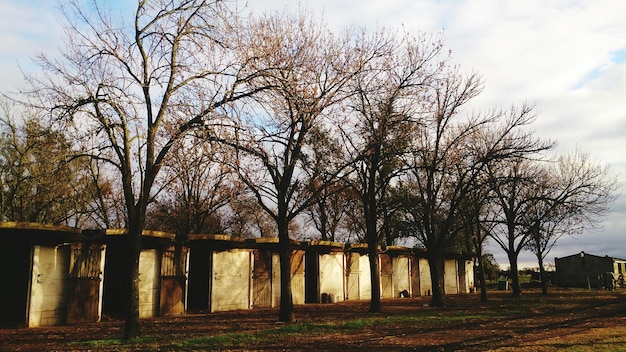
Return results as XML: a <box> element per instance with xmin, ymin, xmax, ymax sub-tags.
<box><xmin>257</xmin><ymin>0</ymin><xmax>626</xmax><ymax>267</ymax></box>
<box><xmin>1</xmin><ymin>0</ymin><xmax>624</xmax><ymax>267</ymax></box>
<box><xmin>0</xmin><ymin>0</ymin><xmax>64</xmax><ymax>92</ymax></box>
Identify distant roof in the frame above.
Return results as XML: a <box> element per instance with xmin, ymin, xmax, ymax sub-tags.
<box><xmin>557</xmin><ymin>251</ymin><xmax>626</xmax><ymax>262</ymax></box>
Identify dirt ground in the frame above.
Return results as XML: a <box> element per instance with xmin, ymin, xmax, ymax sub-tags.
<box><xmin>1</xmin><ymin>288</ymin><xmax>625</xmax><ymax>351</ymax></box>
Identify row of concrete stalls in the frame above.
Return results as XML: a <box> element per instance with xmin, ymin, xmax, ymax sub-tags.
<box><xmin>186</xmin><ymin>236</ymin><xmax>306</xmax><ymax>313</ymax></box>
<box><xmin>304</xmin><ymin>243</ymin><xmax>475</xmax><ymax>302</ymax></box>
<box><xmin>409</xmin><ymin>250</ymin><xmax>474</xmax><ymax>296</ymax></box>
<box><xmin>305</xmin><ymin>243</ymin><xmax>417</xmax><ymax>302</ymax></box>
<box><xmin>0</xmin><ymin>221</ymin><xmax>475</xmax><ymax>327</ymax></box>
<box><xmin>442</xmin><ymin>253</ymin><xmax>475</xmax><ymax>295</ymax></box>
<box><xmin>0</xmin><ymin>223</ymin><xmax>187</xmax><ymax>328</ymax></box>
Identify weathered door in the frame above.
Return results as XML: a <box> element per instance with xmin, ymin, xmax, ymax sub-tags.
<box><xmin>380</xmin><ymin>254</ymin><xmax>393</xmax><ymax>298</ymax></box>
<box><xmin>419</xmin><ymin>258</ymin><xmax>432</xmax><ymax>296</ymax></box>
<box><xmin>138</xmin><ymin>249</ymin><xmax>160</xmax><ymax>318</ymax></box>
<box><xmin>359</xmin><ymin>254</ymin><xmax>372</xmax><ymax>300</ymax></box>
<box><xmin>252</xmin><ymin>250</ymin><xmax>272</xmax><ymax>308</ymax></box>
<box><xmin>211</xmin><ymin>249</ymin><xmax>251</xmax><ymax>312</ymax></box>
<box><xmin>345</xmin><ymin>252</ymin><xmax>360</xmax><ymax>300</ymax></box>
<box><xmin>28</xmin><ymin>245</ymin><xmax>71</xmax><ymax>327</ymax></box>
<box><xmin>291</xmin><ymin>250</ymin><xmax>305</xmax><ymax>304</ymax></box>
<box><xmin>444</xmin><ymin>259</ymin><xmax>459</xmax><ymax>294</ymax></box>
<box><xmin>410</xmin><ymin>257</ymin><xmax>420</xmax><ymax>297</ymax></box>
<box><xmin>393</xmin><ymin>256</ymin><xmax>410</xmax><ymax>296</ymax></box>
<box><xmin>160</xmin><ymin>246</ymin><xmax>188</xmax><ymax>316</ymax></box>
<box><xmin>66</xmin><ymin>243</ymin><xmax>105</xmax><ymax>324</ymax></box>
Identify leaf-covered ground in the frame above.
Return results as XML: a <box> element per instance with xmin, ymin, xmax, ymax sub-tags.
<box><xmin>2</xmin><ymin>288</ymin><xmax>626</xmax><ymax>351</ymax></box>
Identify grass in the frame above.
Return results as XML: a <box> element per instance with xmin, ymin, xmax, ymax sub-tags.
<box><xmin>168</xmin><ymin>310</ymin><xmax>521</xmax><ymax>349</ymax></box>
<box><xmin>172</xmin><ymin>321</ymin><xmax>370</xmax><ymax>349</ymax></box>
<box><xmin>69</xmin><ymin>289</ymin><xmax>626</xmax><ymax>351</ymax></box>
<box><xmin>71</xmin><ymin>336</ymin><xmax>159</xmax><ymax>349</ymax></box>
<box><xmin>490</xmin><ymin>325</ymin><xmax>626</xmax><ymax>352</ymax></box>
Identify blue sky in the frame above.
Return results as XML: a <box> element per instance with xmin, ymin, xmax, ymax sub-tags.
<box><xmin>1</xmin><ymin>0</ymin><xmax>625</xmax><ymax>269</ymax></box>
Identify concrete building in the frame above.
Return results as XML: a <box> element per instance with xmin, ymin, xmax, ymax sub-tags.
<box><xmin>1</xmin><ymin>222</ymin><xmax>476</xmax><ymax>327</ymax></box>
<box><xmin>100</xmin><ymin>229</ymin><xmax>185</xmax><ymax>319</ymax></box>
<box><xmin>186</xmin><ymin>234</ymin><xmax>250</xmax><ymax>312</ymax></box>
<box><xmin>306</xmin><ymin>241</ymin><xmax>345</xmax><ymax>303</ymax></box>
<box><xmin>0</xmin><ymin>222</ymin><xmax>105</xmax><ymax>327</ymax></box>
<box><xmin>344</xmin><ymin>244</ymin><xmax>372</xmax><ymax>301</ymax></box>
<box><xmin>253</xmin><ymin>238</ymin><xmax>306</xmax><ymax>308</ymax></box>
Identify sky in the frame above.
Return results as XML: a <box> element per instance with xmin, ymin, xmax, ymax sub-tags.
<box><xmin>1</xmin><ymin>0</ymin><xmax>625</xmax><ymax>269</ymax></box>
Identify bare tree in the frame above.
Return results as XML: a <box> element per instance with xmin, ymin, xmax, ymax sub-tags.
<box><xmin>302</xmin><ymin>128</ymin><xmax>353</xmax><ymax>242</ymax></box>
<box><xmin>458</xmin><ymin>182</ymin><xmax>496</xmax><ymax>302</ymax></box>
<box><xmin>79</xmin><ymin>159</ymin><xmax>128</xmax><ymax>229</ymax></box>
<box><xmin>24</xmin><ymin>0</ymin><xmax>262</xmax><ymax>338</ymax></box>
<box><xmin>487</xmin><ymin>156</ymin><xmax>550</xmax><ymax>297</ymax></box>
<box><xmin>524</xmin><ymin>151</ymin><xmax>617</xmax><ymax>295</ymax></box>
<box><xmin>339</xmin><ymin>30</ymin><xmax>446</xmax><ymax>312</ymax></box>
<box><xmin>214</xmin><ymin>10</ymin><xmax>387</xmax><ymax>322</ymax></box>
<box><xmin>304</xmin><ymin>181</ymin><xmax>352</xmax><ymax>242</ymax></box>
<box><xmin>403</xmin><ymin>102</ymin><xmax>551</xmax><ymax>306</ymax></box>
<box><xmin>146</xmin><ymin>135</ymin><xmax>240</xmax><ymax>236</ymax></box>
<box><xmin>222</xmin><ymin>189</ymin><xmax>277</xmax><ymax>238</ymax></box>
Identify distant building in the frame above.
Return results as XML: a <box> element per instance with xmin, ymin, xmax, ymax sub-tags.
<box><xmin>555</xmin><ymin>251</ymin><xmax>626</xmax><ymax>288</ymax></box>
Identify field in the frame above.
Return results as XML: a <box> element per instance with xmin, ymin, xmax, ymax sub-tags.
<box><xmin>1</xmin><ymin>288</ymin><xmax>626</xmax><ymax>351</ymax></box>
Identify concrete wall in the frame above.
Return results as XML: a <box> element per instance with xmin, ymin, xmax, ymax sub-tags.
<box><xmin>393</xmin><ymin>256</ymin><xmax>411</xmax><ymax>297</ymax></box>
<box><xmin>444</xmin><ymin>259</ymin><xmax>459</xmax><ymax>294</ymax></box>
<box><xmin>28</xmin><ymin>245</ymin><xmax>71</xmax><ymax>327</ymax></box>
<box><xmin>7</xmin><ymin>224</ymin><xmax>481</xmax><ymax>326</ymax></box>
<box><xmin>418</xmin><ymin>258</ymin><xmax>432</xmax><ymax>296</ymax></box>
<box><xmin>319</xmin><ymin>252</ymin><xmax>345</xmax><ymax>303</ymax></box>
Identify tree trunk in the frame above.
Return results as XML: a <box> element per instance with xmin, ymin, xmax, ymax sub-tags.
<box><xmin>508</xmin><ymin>252</ymin><xmax>522</xmax><ymax>297</ymax></box>
<box><xmin>365</xmin><ymin>192</ymin><xmax>381</xmax><ymax>313</ymax></box>
<box><xmin>277</xmin><ymin>219</ymin><xmax>294</xmax><ymax>322</ymax></box>
<box><xmin>428</xmin><ymin>255</ymin><xmax>445</xmax><ymax>307</ymax></box>
<box><xmin>123</xmin><ymin>223</ymin><xmax>143</xmax><ymax>339</ymax></box>
<box><xmin>367</xmin><ymin>242</ymin><xmax>381</xmax><ymax>313</ymax></box>
<box><xmin>537</xmin><ymin>255</ymin><xmax>548</xmax><ymax>295</ymax></box>
<box><xmin>477</xmin><ymin>258</ymin><xmax>488</xmax><ymax>303</ymax></box>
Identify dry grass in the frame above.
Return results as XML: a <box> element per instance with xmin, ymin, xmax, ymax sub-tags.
<box><xmin>2</xmin><ymin>288</ymin><xmax>626</xmax><ymax>351</ymax></box>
